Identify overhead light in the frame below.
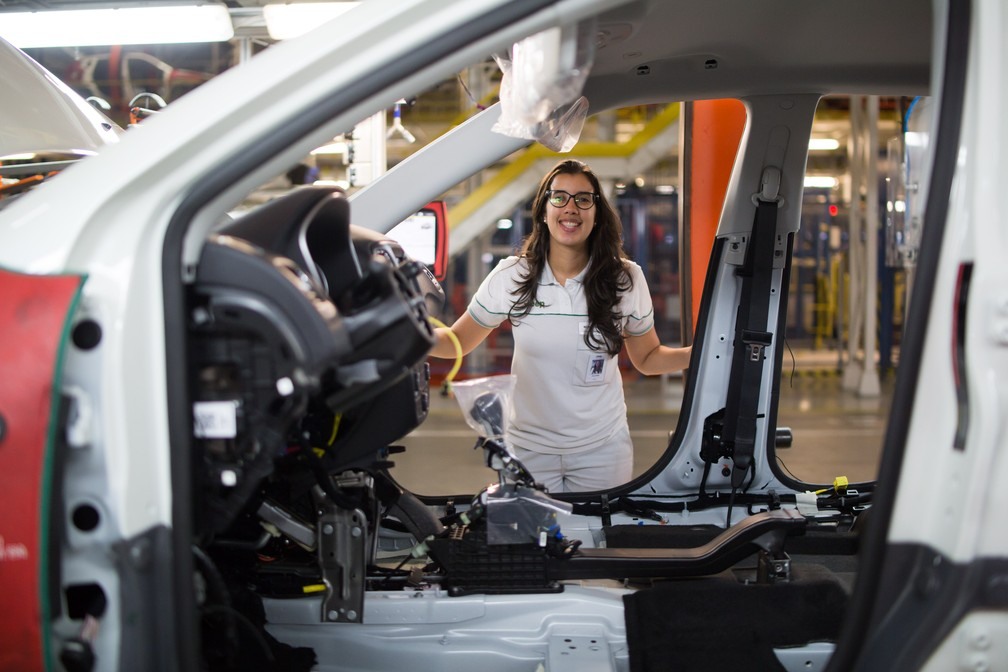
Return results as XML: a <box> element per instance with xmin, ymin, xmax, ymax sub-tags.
<box><xmin>808</xmin><ymin>137</ymin><xmax>841</xmax><ymax>151</ymax></box>
<box><xmin>804</xmin><ymin>176</ymin><xmax>839</xmax><ymax>189</ymax></box>
<box><xmin>263</xmin><ymin>2</ymin><xmax>361</xmax><ymax>40</ymax></box>
<box><xmin>0</xmin><ymin>4</ymin><xmax>234</xmax><ymax>48</ymax></box>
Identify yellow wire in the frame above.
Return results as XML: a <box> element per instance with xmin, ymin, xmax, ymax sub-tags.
<box><xmin>328</xmin><ymin>413</ymin><xmax>342</xmax><ymax>446</ymax></box>
<box><xmin>427</xmin><ymin>316</ymin><xmax>463</xmax><ymax>390</ymax></box>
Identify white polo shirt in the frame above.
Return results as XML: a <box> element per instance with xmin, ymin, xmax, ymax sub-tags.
<box><xmin>467</xmin><ymin>256</ymin><xmax>655</xmax><ymax>455</ymax></box>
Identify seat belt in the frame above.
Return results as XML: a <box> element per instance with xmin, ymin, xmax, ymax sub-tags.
<box><xmin>703</xmin><ymin>168</ymin><xmax>781</xmax><ymax>491</ymax></box>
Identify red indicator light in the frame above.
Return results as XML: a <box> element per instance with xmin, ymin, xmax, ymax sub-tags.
<box><xmin>828</xmin><ymin>204</ymin><xmax>839</xmax><ymax>217</ymax></box>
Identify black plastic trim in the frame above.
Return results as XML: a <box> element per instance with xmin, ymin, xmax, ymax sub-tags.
<box><xmin>952</xmin><ymin>262</ymin><xmax>973</xmax><ymax>451</ymax></box>
<box><xmin>851</xmin><ymin>544</ymin><xmax>1008</xmax><ymax>670</ymax></box>
<box><xmin>550</xmin><ymin>508</ymin><xmax>806</xmax><ymax>580</ymax></box>
<box><xmin>114</xmin><ymin>526</ymin><xmax>177</xmax><ymax>671</ymax></box>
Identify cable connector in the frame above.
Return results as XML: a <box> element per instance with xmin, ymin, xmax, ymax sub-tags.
<box><xmin>832</xmin><ymin>476</ymin><xmax>849</xmax><ymax>494</ymax></box>
<box><xmin>815</xmin><ymin>476</ymin><xmax>850</xmax><ymax>496</ymax></box>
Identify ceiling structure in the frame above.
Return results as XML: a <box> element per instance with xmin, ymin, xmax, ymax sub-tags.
<box><xmin>0</xmin><ymin>0</ymin><xmax>920</xmax><ymax>214</ymax></box>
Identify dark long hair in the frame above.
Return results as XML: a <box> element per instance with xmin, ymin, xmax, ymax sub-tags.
<box><xmin>508</xmin><ymin>159</ymin><xmax>631</xmax><ymax>355</ymax></box>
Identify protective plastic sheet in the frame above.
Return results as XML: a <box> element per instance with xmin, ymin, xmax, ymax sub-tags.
<box><xmin>452</xmin><ymin>374</ymin><xmax>516</xmax><ymax>440</ymax></box>
<box><xmin>484</xmin><ymin>483</ymin><xmax>573</xmax><ymax>546</ymax></box>
<box><xmin>492</xmin><ymin>20</ymin><xmax>596</xmax><ymax>152</ymax></box>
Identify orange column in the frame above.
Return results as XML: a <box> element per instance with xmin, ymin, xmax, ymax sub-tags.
<box><xmin>680</xmin><ymin>99</ymin><xmax>746</xmax><ymax>341</ymax></box>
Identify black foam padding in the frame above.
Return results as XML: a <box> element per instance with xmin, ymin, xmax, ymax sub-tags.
<box><xmin>623</xmin><ymin>564</ymin><xmax>848</xmax><ymax>672</ymax></box>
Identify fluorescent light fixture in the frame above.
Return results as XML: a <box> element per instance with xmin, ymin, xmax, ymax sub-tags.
<box><xmin>804</xmin><ymin>176</ymin><xmax>839</xmax><ymax>189</ymax></box>
<box><xmin>808</xmin><ymin>137</ymin><xmax>841</xmax><ymax>151</ymax></box>
<box><xmin>0</xmin><ymin>4</ymin><xmax>234</xmax><ymax>48</ymax></box>
<box><xmin>263</xmin><ymin>2</ymin><xmax>360</xmax><ymax>40</ymax></box>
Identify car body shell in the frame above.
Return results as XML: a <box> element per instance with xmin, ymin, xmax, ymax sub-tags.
<box><xmin>1</xmin><ymin>0</ymin><xmax>1006</xmax><ymax>670</ymax></box>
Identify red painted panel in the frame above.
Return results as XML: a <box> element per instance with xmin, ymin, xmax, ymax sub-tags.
<box><xmin>0</xmin><ymin>268</ymin><xmax>84</xmax><ymax>672</ymax></box>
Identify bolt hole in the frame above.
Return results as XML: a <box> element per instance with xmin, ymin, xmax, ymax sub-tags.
<box><xmin>72</xmin><ymin>320</ymin><xmax>102</xmax><ymax>350</ymax></box>
<box><xmin>65</xmin><ymin>583</ymin><xmax>107</xmax><ymax>619</ymax></box>
<box><xmin>72</xmin><ymin>503</ymin><xmax>100</xmax><ymax>532</ymax></box>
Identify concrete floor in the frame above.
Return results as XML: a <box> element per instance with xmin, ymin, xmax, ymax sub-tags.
<box><xmin>389</xmin><ymin>353</ymin><xmax>894</xmax><ymax>496</ymax></box>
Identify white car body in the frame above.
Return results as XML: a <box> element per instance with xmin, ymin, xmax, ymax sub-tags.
<box><xmin>0</xmin><ymin>0</ymin><xmax>1005</xmax><ymax>670</ymax></box>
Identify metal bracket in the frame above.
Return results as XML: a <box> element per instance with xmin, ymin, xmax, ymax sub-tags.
<box><xmin>757</xmin><ymin>548</ymin><xmax>792</xmax><ymax>583</ymax></box>
<box><xmin>317</xmin><ymin>504</ymin><xmax>368</xmax><ymax>623</ymax></box>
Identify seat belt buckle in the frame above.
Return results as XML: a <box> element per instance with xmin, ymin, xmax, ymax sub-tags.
<box><xmin>741</xmin><ymin>329</ymin><xmax>773</xmax><ymax>361</ymax></box>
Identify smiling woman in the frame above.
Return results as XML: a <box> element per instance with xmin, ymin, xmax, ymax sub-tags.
<box><xmin>428</xmin><ymin>159</ymin><xmax>691</xmax><ymax>493</ymax></box>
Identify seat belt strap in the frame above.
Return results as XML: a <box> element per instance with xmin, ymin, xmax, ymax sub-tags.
<box><xmin>722</xmin><ymin>194</ymin><xmax>778</xmax><ymax>488</ymax></box>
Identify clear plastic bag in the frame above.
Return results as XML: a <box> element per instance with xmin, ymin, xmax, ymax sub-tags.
<box><xmin>451</xmin><ymin>374</ymin><xmax>516</xmax><ymax>440</ymax></box>
<box><xmin>491</xmin><ymin>20</ymin><xmax>596</xmax><ymax>152</ymax></box>
<box><xmin>484</xmin><ymin>483</ymin><xmax>573</xmax><ymax>545</ymax></box>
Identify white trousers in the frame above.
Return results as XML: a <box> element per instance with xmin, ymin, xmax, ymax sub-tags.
<box><xmin>511</xmin><ymin>424</ymin><xmax>633</xmax><ymax>493</ymax></box>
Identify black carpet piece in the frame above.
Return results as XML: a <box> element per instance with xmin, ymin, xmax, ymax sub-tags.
<box><xmin>623</xmin><ymin>564</ymin><xmax>848</xmax><ymax>672</ymax></box>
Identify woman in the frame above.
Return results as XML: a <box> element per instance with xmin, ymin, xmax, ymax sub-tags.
<box><xmin>430</xmin><ymin>159</ymin><xmax>691</xmax><ymax>492</ymax></box>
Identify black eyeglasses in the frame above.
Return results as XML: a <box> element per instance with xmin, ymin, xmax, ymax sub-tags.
<box><xmin>546</xmin><ymin>190</ymin><xmax>597</xmax><ymax>210</ymax></box>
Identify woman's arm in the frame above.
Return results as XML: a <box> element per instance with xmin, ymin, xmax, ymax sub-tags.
<box><xmin>624</xmin><ymin>326</ymin><xmax>692</xmax><ymax>375</ymax></box>
<box><xmin>429</xmin><ymin>311</ymin><xmax>495</xmax><ymax>358</ymax></box>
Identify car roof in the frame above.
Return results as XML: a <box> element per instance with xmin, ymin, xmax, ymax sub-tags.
<box><xmin>584</xmin><ymin>0</ymin><xmax>931</xmax><ymax>109</ymax></box>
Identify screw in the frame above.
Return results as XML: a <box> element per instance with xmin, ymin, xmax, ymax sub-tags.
<box><xmin>971</xmin><ymin>630</ymin><xmax>991</xmax><ymax>650</ymax></box>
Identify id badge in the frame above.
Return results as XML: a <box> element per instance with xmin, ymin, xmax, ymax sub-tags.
<box><xmin>585</xmin><ymin>353</ymin><xmax>606</xmax><ymax>382</ymax></box>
